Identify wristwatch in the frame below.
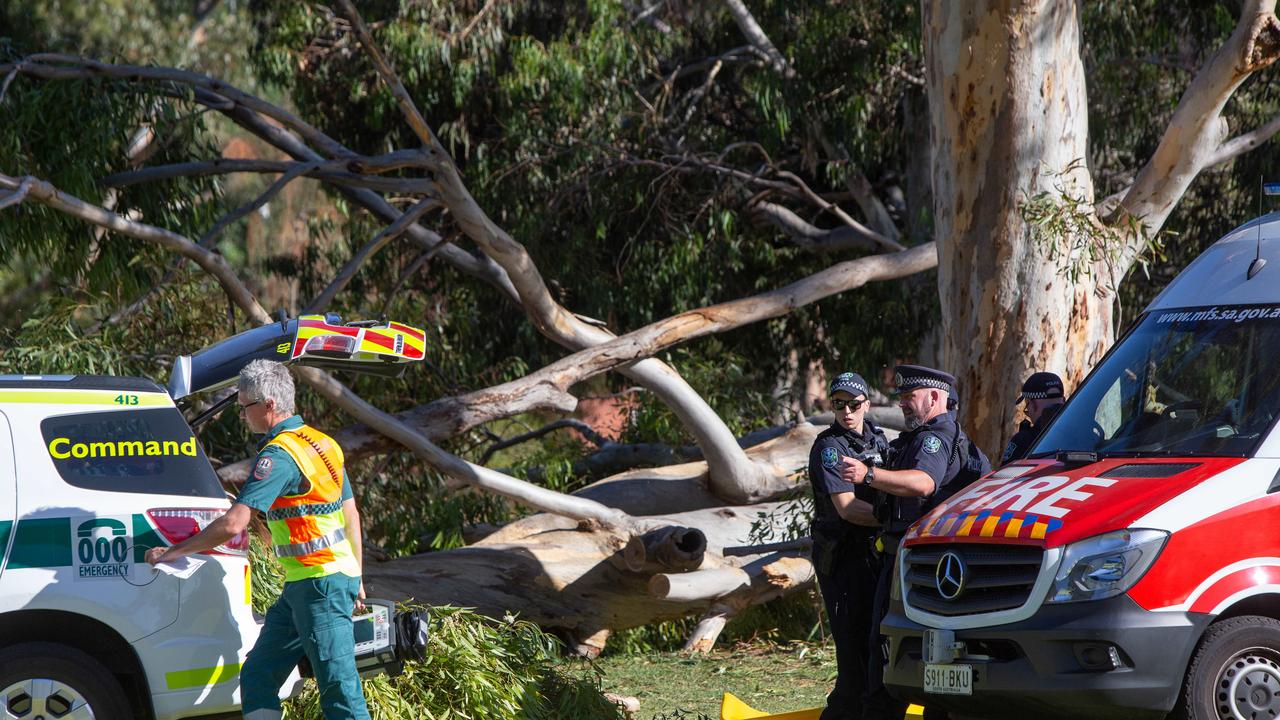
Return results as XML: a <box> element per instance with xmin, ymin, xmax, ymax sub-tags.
<box><xmin>863</xmin><ymin>463</ymin><xmax>876</xmax><ymax>486</ymax></box>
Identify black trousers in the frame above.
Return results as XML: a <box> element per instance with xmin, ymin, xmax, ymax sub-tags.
<box><xmin>864</xmin><ymin>552</ymin><xmax>950</xmax><ymax>720</ymax></box>
<box><xmin>814</xmin><ymin>535</ymin><xmax>878</xmax><ymax>720</ymax></box>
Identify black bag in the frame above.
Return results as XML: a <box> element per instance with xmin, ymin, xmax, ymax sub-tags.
<box><xmin>394</xmin><ymin>608</ymin><xmax>430</xmax><ymax>663</ymax></box>
<box><xmin>935</xmin><ymin>425</ymin><xmax>991</xmax><ymax>505</ymax></box>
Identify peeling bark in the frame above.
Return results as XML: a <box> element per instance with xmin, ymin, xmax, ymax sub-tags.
<box><xmin>925</xmin><ymin>1</ymin><xmax>1116</xmax><ymax>453</ymax></box>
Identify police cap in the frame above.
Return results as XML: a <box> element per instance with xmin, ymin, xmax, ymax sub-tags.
<box><xmin>829</xmin><ymin>372</ymin><xmax>870</xmax><ymax>398</ymax></box>
<box><xmin>1016</xmin><ymin>371</ymin><xmax>1065</xmax><ymax>404</ymax></box>
<box><xmin>892</xmin><ymin>364</ymin><xmax>955</xmax><ymax>396</ymax></box>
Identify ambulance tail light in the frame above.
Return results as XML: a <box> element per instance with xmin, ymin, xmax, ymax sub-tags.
<box><xmin>303</xmin><ymin>334</ymin><xmax>357</xmax><ymax>358</ymax></box>
<box><xmin>148</xmin><ymin>508</ymin><xmax>249</xmax><ymax>557</ymax></box>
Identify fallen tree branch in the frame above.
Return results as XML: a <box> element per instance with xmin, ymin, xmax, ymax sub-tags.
<box><xmin>0</xmin><ymin>170</ymin><xmax>637</xmax><ymax>533</ymax></box>
<box><xmin>337</xmin><ymin>0</ymin><xmax>779</xmax><ymax>501</ymax></box>
<box><xmin>0</xmin><ymin>172</ymin><xmax>268</xmax><ymax>321</ymax></box>
<box><xmin>199</xmin><ymin>161</ymin><xmax>321</xmax><ymax>248</ymax></box>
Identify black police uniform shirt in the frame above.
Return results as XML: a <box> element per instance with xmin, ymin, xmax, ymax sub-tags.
<box><xmin>1001</xmin><ymin>403</ymin><xmax>1064</xmax><ymax>465</ymax></box>
<box><xmin>883</xmin><ymin>411</ymin><xmax>962</xmax><ymax>532</ymax></box>
<box><xmin>807</xmin><ymin>420</ymin><xmax>888</xmax><ymax>542</ymax></box>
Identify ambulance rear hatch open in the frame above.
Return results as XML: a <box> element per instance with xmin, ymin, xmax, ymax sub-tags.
<box><xmin>166</xmin><ymin>313</ymin><xmax>427</xmax><ymax>421</ymax></box>
<box><xmin>166</xmin><ymin>312</ymin><xmax>430</xmax><ymax>678</ymax></box>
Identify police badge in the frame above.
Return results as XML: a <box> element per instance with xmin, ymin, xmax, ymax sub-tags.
<box><xmin>821</xmin><ymin>446</ymin><xmax>839</xmax><ymax>468</ymax></box>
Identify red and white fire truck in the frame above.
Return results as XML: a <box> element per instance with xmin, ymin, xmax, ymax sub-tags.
<box><xmin>883</xmin><ymin>216</ymin><xmax>1280</xmax><ymax>720</ymax></box>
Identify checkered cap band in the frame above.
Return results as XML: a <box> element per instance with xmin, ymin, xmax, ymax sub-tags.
<box><xmin>899</xmin><ymin>375</ymin><xmax>951</xmax><ymax>391</ymax></box>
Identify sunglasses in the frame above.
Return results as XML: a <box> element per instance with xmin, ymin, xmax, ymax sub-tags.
<box><xmin>831</xmin><ymin>398</ymin><xmax>867</xmax><ymax>411</ymax></box>
<box><xmin>237</xmin><ymin>400</ymin><xmax>262</xmax><ymax>413</ymax></box>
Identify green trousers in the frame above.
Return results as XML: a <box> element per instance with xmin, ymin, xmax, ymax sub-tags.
<box><xmin>241</xmin><ymin>573</ymin><xmax>370</xmax><ymax>720</ymax></box>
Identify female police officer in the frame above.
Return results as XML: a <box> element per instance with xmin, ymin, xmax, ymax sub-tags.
<box><xmin>841</xmin><ymin>365</ymin><xmax>989</xmax><ymax>720</ymax></box>
<box><xmin>807</xmin><ymin>372</ymin><xmax>889</xmax><ymax>720</ymax></box>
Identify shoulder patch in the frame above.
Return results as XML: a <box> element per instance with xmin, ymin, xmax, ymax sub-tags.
<box><xmin>253</xmin><ymin>456</ymin><xmax>274</xmax><ymax>480</ymax></box>
<box><xmin>922</xmin><ymin>435</ymin><xmax>942</xmax><ymax>454</ymax></box>
<box><xmin>1002</xmin><ymin>441</ymin><xmax>1017</xmax><ymax>463</ymax></box>
<box><xmin>821</xmin><ymin>446</ymin><xmax>839</xmax><ymax>469</ymax></box>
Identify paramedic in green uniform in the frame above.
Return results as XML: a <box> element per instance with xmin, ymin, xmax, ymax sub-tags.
<box><xmin>147</xmin><ymin>359</ymin><xmax>369</xmax><ymax>720</ymax></box>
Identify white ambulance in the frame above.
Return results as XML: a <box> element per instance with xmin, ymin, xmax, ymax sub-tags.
<box><xmin>0</xmin><ymin>315</ymin><xmax>425</xmax><ymax>720</ymax></box>
<box><xmin>882</xmin><ymin>215</ymin><xmax>1280</xmax><ymax>720</ymax></box>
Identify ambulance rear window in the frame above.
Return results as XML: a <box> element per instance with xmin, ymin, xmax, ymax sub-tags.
<box><xmin>40</xmin><ymin>408</ymin><xmax>225</xmax><ymax>497</ymax></box>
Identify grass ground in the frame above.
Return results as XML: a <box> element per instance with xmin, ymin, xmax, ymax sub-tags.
<box><xmin>592</xmin><ymin>641</ymin><xmax>834</xmax><ymax>719</ymax></box>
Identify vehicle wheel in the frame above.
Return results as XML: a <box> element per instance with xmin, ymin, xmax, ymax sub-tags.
<box><xmin>0</xmin><ymin>642</ymin><xmax>132</xmax><ymax>720</ymax></box>
<box><xmin>1177</xmin><ymin>615</ymin><xmax>1280</xmax><ymax>720</ymax></box>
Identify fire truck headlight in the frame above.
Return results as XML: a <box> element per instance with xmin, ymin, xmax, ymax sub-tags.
<box><xmin>1046</xmin><ymin>529</ymin><xmax>1168</xmax><ymax>604</ymax></box>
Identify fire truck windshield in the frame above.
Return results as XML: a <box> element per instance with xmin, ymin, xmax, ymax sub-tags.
<box><xmin>1031</xmin><ymin>305</ymin><xmax>1280</xmax><ymax>458</ymax></box>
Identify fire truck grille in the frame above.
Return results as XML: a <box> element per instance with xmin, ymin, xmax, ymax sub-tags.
<box><xmin>904</xmin><ymin>544</ymin><xmax>1044</xmax><ymax>617</ymax></box>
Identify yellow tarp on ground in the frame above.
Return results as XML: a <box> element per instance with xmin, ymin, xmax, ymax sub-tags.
<box><xmin>720</xmin><ymin>692</ymin><xmax>924</xmax><ymax>720</ymax></box>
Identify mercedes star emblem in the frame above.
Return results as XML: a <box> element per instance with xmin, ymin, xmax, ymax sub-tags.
<box><xmin>935</xmin><ymin>551</ymin><xmax>967</xmax><ymax>600</ymax></box>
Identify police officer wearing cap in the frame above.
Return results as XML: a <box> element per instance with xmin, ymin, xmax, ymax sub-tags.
<box><xmin>806</xmin><ymin>372</ymin><xmax>889</xmax><ymax>720</ymax></box>
<box><xmin>1001</xmin><ymin>371</ymin><xmax>1067</xmax><ymax>465</ymax></box>
<box><xmin>841</xmin><ymin>364</ymin><xmax>989</xmax><ymax>720</ymax></box>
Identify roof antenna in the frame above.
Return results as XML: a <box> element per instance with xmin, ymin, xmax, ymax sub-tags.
<box><xmin>1250</xmin><ymin>177</ymin><xmax>1276</xmax><ymax>280</ymax></box>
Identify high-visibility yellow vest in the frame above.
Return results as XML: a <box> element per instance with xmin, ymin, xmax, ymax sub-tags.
<box><xmin>263</xmin><ymin>424</ymin><xmax>360</xmax><ymax>582</ymax></box>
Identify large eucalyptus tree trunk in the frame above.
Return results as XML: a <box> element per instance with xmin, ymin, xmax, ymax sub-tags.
<box><xmin>923</xmin><ymin>0</ymin><xmax>1112</xmax><ymax>453</ymax></box>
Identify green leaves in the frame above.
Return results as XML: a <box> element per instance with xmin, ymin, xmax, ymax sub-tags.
<box><xmin>283</xmin><ymin>605</ymin><xmax>623</xmax><ymax>720</ymax></box>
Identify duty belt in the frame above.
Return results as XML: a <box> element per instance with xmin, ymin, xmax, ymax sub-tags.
<box><xmin>274</xmin><ymin>527</ymin><xmax>347</xmax><ymax>558</ymax></box>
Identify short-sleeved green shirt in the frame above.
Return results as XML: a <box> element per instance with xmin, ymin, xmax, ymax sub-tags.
<box><xmin>235</xmin><ymin>415</ymin><xmax>352</xmax><ymax>511</ymax></box>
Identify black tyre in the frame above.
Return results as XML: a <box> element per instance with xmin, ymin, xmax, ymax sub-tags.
<box><xmin>1177</xmin><ymin>615</ymin><xmax>1280</xmax><ymax>720</ymax></box>
<box><xmin>0</xmin><ymin>642</ymin><xmax>132</xmax><ymax>720</ymax></box>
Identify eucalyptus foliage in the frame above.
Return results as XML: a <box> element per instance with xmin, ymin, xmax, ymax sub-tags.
<box><xmin>250</xmin><ymin>535</ymin><xmax>622</xmax><ymax>719</ymax></box>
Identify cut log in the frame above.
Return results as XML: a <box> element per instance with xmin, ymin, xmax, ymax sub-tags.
<box><xmin>363</xmin><ymin>502</ymin><xmax>798</xmax><ymax>654</ymax></box>
<box><xmin>649</xmin><ymin>568</ymin><xmax>751</xmax><ymax>602</ymax></box>
<box><xmin>676</xmin><ymin>554</ymin><xmax>816</xmax><ymax>653</ymax></box>
<box><xmin>683</xmin><ymin>608</ymin><xmax>730</xmax><ymax>654</ymax></box>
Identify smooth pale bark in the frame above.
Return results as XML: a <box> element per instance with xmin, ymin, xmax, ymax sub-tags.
<box><xmin>1113</xmin><ymin>0</ymin><xmax>1280</xmax><ymax>272</ymax></box>
<box><xmin>362</xmin><ymin>502</ymin><xmax>806</xmax><ymax>655</ymax></box>
<box><xmin>0</xmin><ymin>172</ymin><xmax>635</xmax><ymax>531</ymax></box>
<box><xmin>334</xmin><ymin>2</ymin><xmax>782</xmax><ymax>503</ymax></box>
<box><xmin>677</xmin><ymin>555</ymin><xmax>816</xmax><ymax>653</ymax></box>
<box><xmin>924</xmin><ymin>1</ymin><xmax>1109</xmax><ymax>453</ymax></box>
<box><xmin>925</xmin><ymin>1</ymin><xmax>1280</xmax><ymax>454</ymax></box>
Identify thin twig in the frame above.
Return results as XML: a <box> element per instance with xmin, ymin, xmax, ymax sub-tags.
<box><xmin>305</xmin><ymin>195</ymin><xmax>441</xmax><ymax>314</ymax></box>
<box><xmin>336</xmin><ymin>0</ymin><xmax>444</xmax><ymax>152</ymax></box>
<box><xmin>0</xmin><ymin>62</ymin><xmax>22</xmax><ymax>106</ymax></box>
<box><xmin>380</xmin><ymin>233</ymin><xmax>459</xmax><ymax>317</ymax></box>
<box><xmin>199</xmin><ymin>161</ymin><xmax>321</xmax><ymax>248</ymax></box>
<box><xmin>456</xmin><ymin>0</ymin><xmax>499</xmax><ymax>42</ymax></box>
<box><xmin>479</xmin><ymin>419</ymin><xmax>610</xmax><ymax>465</ymax></box>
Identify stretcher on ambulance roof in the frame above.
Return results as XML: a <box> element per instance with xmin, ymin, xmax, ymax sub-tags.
<box><xmin>167</xmin><ymin>313</ymin><xmax>427</xmax><ymax>400</ymax></box>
